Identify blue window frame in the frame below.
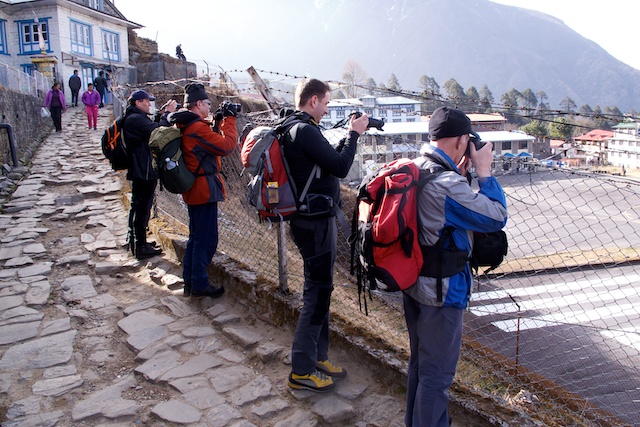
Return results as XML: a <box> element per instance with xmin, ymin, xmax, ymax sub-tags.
<box><xmin>101</xmin><ymin>30</ymin><xmax>120</xmax><ymax>62</ymax></box>
<box><xmin>0</xmin><ymin>20</ymin><xmax>7</xmax><ymax>54</ymax></box>
<box><xmin>70</xmin><ymin>20</ymin><xmax>93</xmax><ymax>56</ymax></box>
<box><xmin>21</xmin><ymin>63</ymin><xmax>35</xmax><ymax>75</ymax></box>
<box><xmin>17</xmin><ymin>18</ymin><xmax>50</xmax><ymax>54</ymax></box>
<box><xmin>88</xmin><ymin>0</ymin><xmax>104</xmax><ymax>11</ymax></box>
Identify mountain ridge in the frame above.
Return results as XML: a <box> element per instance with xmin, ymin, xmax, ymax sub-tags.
<box><xmin>302</xmin><ymin>0</ymin><xmax>640</xmax><ymax>111</ymax></box>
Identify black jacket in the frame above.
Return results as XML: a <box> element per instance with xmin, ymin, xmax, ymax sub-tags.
<box><xmin>123</xmin><ymin>105</ymin><xmax>169</xmax><ymax>181</ymax></box>
<box><xmin>281</xmin><ymin>111</ymin><xmax>359</xmax><ymax>206</ymax></box>
<box><xmin>94</xmin><ymin>76</ymin><xmax>107</xmax><ymax>93</ymax></box>
<box><xmin>68</xmin><ymin>75</ymin><xmax>81</xmax><ymax>91</ymax></box>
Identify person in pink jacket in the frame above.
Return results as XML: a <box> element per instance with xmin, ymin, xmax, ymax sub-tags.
<box><xmin>82</xmin><ymin>83</ymin><xmax>101</xmax><ymax>130</ymax></box>
<box><xmin>43</xmin><ymin>82</ymin><xmax>66</xmax><ymax>132</ymax></box>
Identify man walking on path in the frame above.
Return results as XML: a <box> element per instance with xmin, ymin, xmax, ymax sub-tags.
<box><xmin>94</xmin><ymin>70</ymin><xmax>108</xmax><ymax>108</ymax></box>
<box><xmin>68</xmin><ymin>70</ymin><xmax>81</xmax><ymax>107</ymax></box>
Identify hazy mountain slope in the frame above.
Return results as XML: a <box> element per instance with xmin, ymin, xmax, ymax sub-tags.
<box><xmin>294</xmin><ymin>0</ymin><xmax>640</xmax><ymax>111</ymax></box>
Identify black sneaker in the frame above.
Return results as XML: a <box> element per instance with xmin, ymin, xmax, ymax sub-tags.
<box><xmin>190</xmin><ymin>285</ymin><xmax>225</xmax><ymax>300</ymax></box>
<box><xmin>136</xmin><ymin>243</ymin><xmax>162</xmax><ymax>260</ymax></box>
<box><xmin>183</xmin><ymin>284</ymin><xmax>191</xmax><ymax>297</ymax></box>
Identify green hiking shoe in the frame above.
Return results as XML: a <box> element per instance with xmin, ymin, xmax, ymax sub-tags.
<box><xmin>316</xmin><ymin>359</ymin><xmax>347</xmax><ymax>379</ymax></box>
<box><xmin>288</xmin><ymin>370</ymin><xmax>335</xmax><ymax>392</ymax></box>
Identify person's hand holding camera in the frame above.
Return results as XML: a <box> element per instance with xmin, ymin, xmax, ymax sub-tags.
<box><xmin>349</xmin><ymin>112</ymin><xmax>369</xmax><ymax>136</ymax></box>
<box><xmin>220</xmin><ymin>101</ymin><xmax>238</xmax><ymax>118</ymax></box>
<box><xmin>163</xmin><ymin>99</ymin><xmax>178</xmax><ymax>113</ymax></box>
<box><xmin>469</xmin><ymin>140</ymin><xmax>493</xmax><ymax>179</ymax></box>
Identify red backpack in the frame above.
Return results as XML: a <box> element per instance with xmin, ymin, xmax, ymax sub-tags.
<box><xmin>350</xmin><ymin>159</ymin><xmax>446</xmax><ymax>314</ymax></box>
<box><xmin>240</xmin><ymin>118</ymin><xmax>316</xmax><ymax>223</ymax></box>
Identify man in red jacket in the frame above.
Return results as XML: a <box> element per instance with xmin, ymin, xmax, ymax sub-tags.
<box><xmin>170</xmin><ymin>83</ymin><xmax>237</xmax><ymax>299</ymax></box>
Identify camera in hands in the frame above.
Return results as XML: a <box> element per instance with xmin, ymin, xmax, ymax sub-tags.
<box><xmin>352</xmin><ymin>111</ymin><xmax>385</xmax><ymax>131</ymax></box>
<box><xmin>466</xmin><ymin>134</ymin><xmax>486</xmax><ymax>156</ymax></box>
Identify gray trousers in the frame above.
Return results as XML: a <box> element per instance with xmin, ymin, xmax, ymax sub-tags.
<box><xmin>403</xmin><ymin>293</ymin><xmax>463</xmax><ymax>427</ymax></box>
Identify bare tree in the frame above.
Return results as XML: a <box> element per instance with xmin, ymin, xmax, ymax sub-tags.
<box><xmin>342</xmin><ymin>61</ymin><xmax>368</xmax><ymax>98</ymax></box>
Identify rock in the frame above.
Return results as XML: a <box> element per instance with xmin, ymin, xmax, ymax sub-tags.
<box><xmin>151</xmin><ymin>399</ymin><xmax>201</xmax><ymax>424</ymax></box>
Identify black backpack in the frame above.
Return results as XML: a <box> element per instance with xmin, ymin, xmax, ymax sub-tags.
<box><xmin>101</xmin><ymin>116</ymin><xmax>129</xmax><ymax>170</ymax></box>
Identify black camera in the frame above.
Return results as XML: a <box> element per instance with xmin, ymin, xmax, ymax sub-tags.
<box><xmin>352</xmin><ymin>111</ymin><xmax>385</xmax><ymax>131</ymax></box>
<box><xmin>466</xmin><ymin>134</ymin><xmax>486</xmax><ymax>156</ymax></box>
<box><xmin>230</xmin><ymin>103</ymin><xmax>242</xmax><ymax>112</ymax></box>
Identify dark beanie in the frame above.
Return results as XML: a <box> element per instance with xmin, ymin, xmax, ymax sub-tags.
<box><xmin>184</xmin><ymin>83</ymin><xmax>209</xmax><ymax>105</ymax></box>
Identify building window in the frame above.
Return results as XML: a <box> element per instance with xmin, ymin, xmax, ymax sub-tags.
<box><xmin>393</xmin><ymin>110</ymin><xmax>402</xmax><ymax>116</ymax></box>
<box><xmin>101</xmin><ymin>30</ymin><xmax>120</xmax><ymax>62</ymax></box>
<box><xmin>336</xmin><ymin>110</ymin><xmax>345</xmax><ymax>118</ymax></box>
<box><xmin>70</xmin><ymin>20</ymin><xmax>92</xmax><ymax>56</ymax></box>
<box><xmin>18</xmin><ymin>19</ymin><xmax>50</xmax><ymax>54</ymax></box>
<box><xmin>518</xmin><ymin>141</ymin><xmax>528</xmax><ymax>150</ymax></box>
<box><xmin>88</xmin><ymin>0</ymin><xmax>104</xmax><ymax>11</ymax></box>
<box><xmin>0</xmin><ymin>20</ymin><xmax>7</xmax><ymax>54</ymax></box>
<box><xmin>364</xmin><ymin>108</ymin><xmax>373</xmax><ymax>116</ymax></box>
<box><xmin>502</xmin><ymin>141</ymin><xmax>512</xmax><ymax>151</ymax></box>
<box><xmin>21</xmin><ymin>63</ymin><xmax>35</xmax><ymax>75</ymax></box>
<box><xmin>407</xmin><ymin>118</ymin><xmax>415</xmax><ymax>122</ymax></box>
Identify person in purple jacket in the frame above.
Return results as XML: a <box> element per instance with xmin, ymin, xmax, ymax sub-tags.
<box><xmin>81</xmin><ymin>83</ymin><xmax>101</xmax><ymax>130</ymax></box>
<box><xmin>43</xmin><ymin>82</ymin><xmax>66</xmax><ymax>132</ymax></box>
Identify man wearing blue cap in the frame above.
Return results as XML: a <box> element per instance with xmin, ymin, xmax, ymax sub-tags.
<box><xmin>123</xmin><ymin>90</ymin><xmax>177</xmax><ymax>260</ymax></box>
<box><xmin>403</xmin><ymin>107</ymin><xmax>508</xmax><ymax>426</ymax></box>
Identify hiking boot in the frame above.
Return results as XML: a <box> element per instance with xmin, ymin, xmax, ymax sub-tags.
<box><xmin>316</xmin><ymin>359</ymin><xmax>347</xmax><ymax>379</ymax></box>
<box><xmin>183</xmin><ymin>284</ymin><xmax>191</xmax><ymax>297</ymax></box>
<box><xmin>288</xmin><ymin>370</ymin><xmax>334</xmax><ymax>392</ymax></box>
<box><xmin>136</xmin><ymin>243</ymin><xmax>162</xmax><ymax>260</ymax></box>
<box><xmin>190</xmin><ymin>284</ymin><xmax>225</xmax><ymax>300</ymax></box>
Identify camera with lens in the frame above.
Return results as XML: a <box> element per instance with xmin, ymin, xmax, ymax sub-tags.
<box><xmin>230</xmin><ymin>103</ymin><xmax>242</xmax><ymax>112</ymax></box>
<box><xmin>466</xmin><ymin>134</ymin><xmax>486</xmax><ymax>156</ymax></box>
<box><xmin>352</xmin><ymin>111</ymin><xmax>385</xmax><ymax>131</ymax></box>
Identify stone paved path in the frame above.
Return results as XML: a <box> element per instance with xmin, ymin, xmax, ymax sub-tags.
<box><xmin>0</xmin><ymin>106</ymin><xmax>416</xmax><ymax>426</ymax></box>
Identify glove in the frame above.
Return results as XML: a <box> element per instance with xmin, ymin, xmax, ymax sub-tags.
<box><xmin>220</xmin><ymin>101</ymin><xmax>237</xmax><ymax>117</ymax></box>
<box><xmin>213</xmin><ymin>107</ymin><xmax>223</xmax><ymax>122</ymax></box>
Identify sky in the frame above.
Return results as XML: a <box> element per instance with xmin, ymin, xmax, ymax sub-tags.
<box><xmin>114</xmin><ymin>0</ymin><xmax>640</xmax><ymax>74</ymax></box>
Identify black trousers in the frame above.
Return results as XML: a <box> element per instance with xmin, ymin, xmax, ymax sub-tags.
<box><xmin>128</xmin><ymin>179</ymin><xmax>157</xmax><ymax>247</ymax></box>
<box><xmin>71</xmin><ymin>90</ymin><xmax>79</xmax><ymax>106</ymax></box>
<box><xmin>50</xmin><ymin>106</ymin><xmax>62</xmax><ymax>131</ymax></box>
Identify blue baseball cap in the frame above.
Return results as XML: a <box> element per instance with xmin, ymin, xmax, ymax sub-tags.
<box><xmin>128</xmin><ymin>90</ymin><xmax>155</xmax><ymax>102</ymax></box>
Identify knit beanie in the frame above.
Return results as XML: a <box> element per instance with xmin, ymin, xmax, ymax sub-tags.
<box><xmin>184</xmin><ymin>83</ymin><xmax>209</xmax><ymax>105</ymax></box>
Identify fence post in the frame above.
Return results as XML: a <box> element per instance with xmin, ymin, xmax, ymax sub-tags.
<box><xmin>277</xmin><ymin>222</ymin><xmax>289</xmax><ymax>292</ymax></box>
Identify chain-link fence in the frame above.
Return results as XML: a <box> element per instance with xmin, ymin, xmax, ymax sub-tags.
<box><xmin>153</xmin><ymin>109</ymin><xmax>639</xmax><ymax>426</ymax></box>
<box><xmin>0</xmin><ymin>63</ymin><xmax>50</xmax><ymax>97</ymax></box>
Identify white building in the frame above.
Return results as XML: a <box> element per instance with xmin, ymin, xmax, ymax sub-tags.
<box><xmin>0</xmin><ymin>0</ymin><xmax>139</xmax><ymax>102</ymax></box>
<box><xmin>323</xmin><ymin>120</ymin><xmax>535</xmax><ymax>181</ymax></box>
<box><xmin>608</xmin><ymin>120</ymin><xmax>640</xmax><ymax>169</ymax></box>
<box><xmin>323</xmin><ymin>95</ymin><xmax>422</xmax><ymax>127</ymax></box>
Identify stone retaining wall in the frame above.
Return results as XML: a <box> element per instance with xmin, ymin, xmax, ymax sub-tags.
<box><xmin>0</xmin><ymin>86</ymin><xmax>50</xmax><ymax>168</ymax></box>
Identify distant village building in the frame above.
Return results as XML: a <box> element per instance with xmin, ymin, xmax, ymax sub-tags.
<box><xmin>324</xmin><ymin>95</ymin><xmax>423</xmax><ymax>127</ymax></box>
<box><xmin>608</xmin><ymin>120</ymin><xmax>640</xmax><ymax>170</ymax></box>
<box><xmin>573</xmin><ymin>129</ymin><xmax>613</xmax><ymax>166</ymax></box>
<box><xmin>0</xmin><ymin>0</ymin><xmax>139</xmax><ymax>103</ymax></box>
<box><xmin>325</xmin><ymin>111</ymin><xmax>536</xmax><ymax>181</ymax></box>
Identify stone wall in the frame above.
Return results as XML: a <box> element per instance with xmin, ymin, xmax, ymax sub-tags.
<box><xmin>0</xmin><ymin>86</ymin><xmax>50</xmax><ymax>168</ymax></box>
